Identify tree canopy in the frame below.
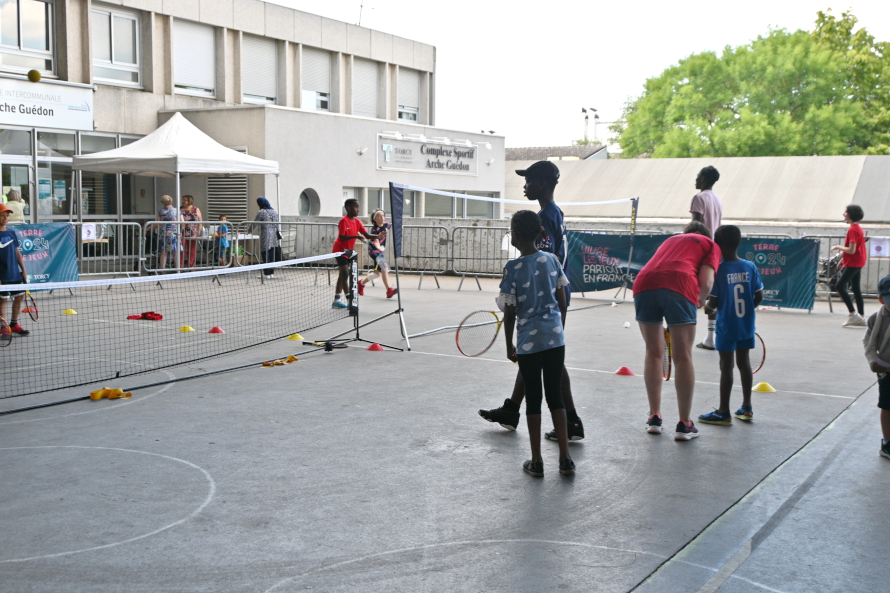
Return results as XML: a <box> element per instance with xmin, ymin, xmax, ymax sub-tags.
<box><xmin>611</xmin><ymin>10</ymin><xmax>890</xmax><ymax>158</ymax></box>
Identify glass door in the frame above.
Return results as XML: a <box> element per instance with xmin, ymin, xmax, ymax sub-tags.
<box><xmin>2</xmin><ymin>163</ymin><xmax>31</xmax><ymax>223</ymax></box>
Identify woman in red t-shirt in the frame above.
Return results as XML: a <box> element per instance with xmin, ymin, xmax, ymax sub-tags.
<box><xmin>831</xmin><ymin>205</ymin><xmax>867</xmax><ymax>327</ymax></box>
<box><xmin>633</xmin><ymin>221</ymin><xmax>721</xmax><ymax>440</ymax></box>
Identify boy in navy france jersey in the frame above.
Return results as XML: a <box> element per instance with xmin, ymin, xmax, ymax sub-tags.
<box><xmin>479</xmin><ymin>160</ymin><xmax>584</xmax><ymax>442</ymax></box>
<box><xmin>0</xmin><ymin>203</ymin><xmax>30</xmax><ymax>336</ymax></box>
<box><xmin>699</xmin><ymin>225</ymin><xmax>762</xmax><ymax>425</ymax></box>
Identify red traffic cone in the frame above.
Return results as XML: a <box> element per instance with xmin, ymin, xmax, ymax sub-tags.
<box><xmin>614</xmin><ymin>366</ymin><xmax>635</xmax><ymax>376</ymax></box>
<box><xmin>208</xmin><ymin>327</ymin><xmax>225</xmax><ymax>334</ymax></box>
<box><xmin>367</xmin><ymin>343</ymin><xmax>385</xmax><ymax>351</ymax></box>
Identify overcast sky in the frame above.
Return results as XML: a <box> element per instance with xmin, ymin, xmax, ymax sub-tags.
<box><xmin>271</xmin><ymin>1</ymin><xmax>890</xmax><ymax>149</ymax></box>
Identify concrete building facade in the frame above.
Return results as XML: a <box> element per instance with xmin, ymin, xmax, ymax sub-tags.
<box><xmin>0</xmin><ymin>0</ymin><xmax>505</xmax><ymax>224</ymax></box>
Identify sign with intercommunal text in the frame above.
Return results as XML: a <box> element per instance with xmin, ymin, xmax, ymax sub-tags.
<box><xmin>566</xmin><ymin>233</ymin><xmax>818</xmax><ymax>310</ymax></box>
<box><xmin>377</xmin><ymin>134</ymin><xmax>477</xmax><ymax>176</ymax></box>
<box><xmin>11</xmin><ymin>223</ymin><xmax>78</xmax><ymax>284</ymax></box>
<box><xmin>0</xmin><ymin>77</ymin><xmax>94</xmax><ymax>131</ymax></box>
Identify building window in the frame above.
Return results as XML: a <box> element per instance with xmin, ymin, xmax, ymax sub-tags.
<box><xmin>301</xmin><ymin>47</ymin><xmax>331</xmax><ymax>112</ymax></box>
<box><xmin>398</xmin><ymin>67</ymin><xmax>420</xmax><ymax>122</ymax></box>
<box><xmin>352</xmin><ymin>58</ymin><xmax>378</xmax><ymax>118</ymax></box>
<box><xmin>466</xmin><ymin>192</ymin><xmax>495</xmax><ymax>219</ymax></box>
<box><xmin>242</xmin><ymin>34</ymin><xmax>277</xmax><ymax>104</ymax></box>
<box><xmin>91</xmin><ymin>6</ymin><xmax>141</xmax><ymax>87</ymax></box>
<box><xmin>173</xmin><ymin>19</ymin><xmax>216</xmax><ymax>98</ymax></box>
<box><xmin>0</xmin><ymin>0</ymin><xmax>53</xmax><ymax>74</ymax></box>
<box><xmin>424</xmin><ymin>193</ymin><xmax>452</xmax><ymax>218</ymax></box>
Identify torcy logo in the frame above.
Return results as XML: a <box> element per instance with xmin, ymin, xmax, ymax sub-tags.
<box><xmin>68</xmin><ymin>101</ymin><xmax>90</xmax><ymax>112</ymax></box>
<box><xmin>381</xmin><ymin>144</ymin><xmax>393</xmax><ymax>162</ymax></box>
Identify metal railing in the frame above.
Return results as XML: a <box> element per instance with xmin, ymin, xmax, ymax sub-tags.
<box><xmin>801</xmin><ymin>234</ymin><xmax>888</xmax><ymax>298</ymax></box>
<box><xmin>75</xmin><ymin>222</ymin><xmax>143</xmax><ymax>277</ymax></box>
<box><xmin>235</xmin><ymin>221</ymin><xmax>340</xmax><ymax>266</ymax></box>
<box><xmin>451</xmin><ymin>226</ymin><xmax>511</xmax><ymax>276</ymax></box>
<box><xmin>143</xmin><ymin>221</ymin><xmax>235</xmax><ymax>273</ymax></box>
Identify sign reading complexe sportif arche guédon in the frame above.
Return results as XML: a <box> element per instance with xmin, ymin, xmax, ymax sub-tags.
<box><xmin>0</xmin><ymin>77</ymin><xmax>94</xmax><ymax>131</ymax></box>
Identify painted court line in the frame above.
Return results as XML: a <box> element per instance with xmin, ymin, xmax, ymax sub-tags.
<box><xmin>410</xmin><ymin>350</ymin><xmax>854</xmax><ymax>400</ymax></box>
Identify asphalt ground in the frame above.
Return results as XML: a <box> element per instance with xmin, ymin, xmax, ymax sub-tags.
<box><xmin>1</xmin><ymin>275</ymin><xmax>883</xmax><ymax>592</ymax></box>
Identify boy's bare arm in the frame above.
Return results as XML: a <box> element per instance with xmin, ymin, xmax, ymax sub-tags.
<box><xmin>704</xmin><ymin>295</ymin><xmax>718</xmax><ymax>315</ymax></box>
<box><xmin>556</xmin><ymin>285</ymin><xmax>567</xmax><ymax>326</ymax></box>
<box><xmin>753</xmin><ymin>289</ymin><xmax>763</xmax><ymax>308</ymax></box>
<box><xmin>503</xmin><ymin>305</ymin><xmax>517</xmax><ymax>362</ymax></box>
<box><xmin>16</xmin><ymin>249</ymin><xmax>26</xmax><ymax>280</ymax></box>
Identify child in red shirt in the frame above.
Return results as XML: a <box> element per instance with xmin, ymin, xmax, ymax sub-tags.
<box><xmin>831</xmin><ymin>204</ymin><xmax>867</xmax><ymax>327</ymax></box>
<box><xmin>331</xmin><ymin>199</ymin><xmax>385</xmax><ymax>308</ymax></box>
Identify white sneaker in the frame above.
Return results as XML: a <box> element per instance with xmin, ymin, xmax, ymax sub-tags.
<box><xmin>843</xmin><ymin>313</ymin><xmax>867</xmax><ymax>328</ymax></box>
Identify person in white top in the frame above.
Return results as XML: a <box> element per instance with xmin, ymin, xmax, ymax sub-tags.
<box><xmin>690</xmin><ymin>166</ymin><xmax>723</xmax><ymax>350</ymax></box>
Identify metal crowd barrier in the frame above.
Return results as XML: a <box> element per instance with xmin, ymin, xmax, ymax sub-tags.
<box><xmin>451</xmin><ymin>226</ymin><xmax>512</xmax><ymax>290</ymax></box>
<box><xmin>234</xmin><ymin>221</ymin><xmax>340</xmax><ymax>286</ymax></box>
<box><xmin>801</xmin><ymin>234</ymin><xmax>888</xmax><ymax>299</ymax></box>
<box><xmin>143</xmin><ymin>221</ymin><xmax>234</xmax><ymax>273</ymax></box>
<box><xmin>75</xmin><ymin>222</ymin><xmax>143</xmax><ymax>278</ymax></box>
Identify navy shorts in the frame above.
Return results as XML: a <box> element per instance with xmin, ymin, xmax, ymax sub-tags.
<box><xmin>335</xmin><ymin>255</ymin><xmax>350</xmax><ymax>267</ymax></box>
<box><xmin>879</xmin><ymin>374</ymin><xmax>890</xmax><ymax>411</ymax></box>
<box><xmin>716</xmin><ymin>334</ymin><xmax>755</xmax><ymax>353</ymax></box>
<box><xmin>0</xmin><ymin>280</ymin><xmax>26</xmax><ymax>299</ymax></box>
<box><xmin>634</xmin><ymin>288</ymin><xmax>697</xmax><ymax>326</ymax></box>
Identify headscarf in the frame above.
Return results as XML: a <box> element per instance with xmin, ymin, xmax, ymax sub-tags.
<box><xmin>257</xmin><ymin>197</ymin><xmax>273</xmax><ymax>210</ymax></box>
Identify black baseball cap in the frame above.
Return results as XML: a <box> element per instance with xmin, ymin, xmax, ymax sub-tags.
<box><xmin>515</xmin><ymin>160</ymin><xmax>560</xmax><ymax>182</ymax></box>
<box><xmin>879</xmin><ymin>274</ymin><xmax>890</xmax><ymax>299</ymax></box>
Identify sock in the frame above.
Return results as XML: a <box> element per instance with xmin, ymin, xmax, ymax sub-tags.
<box><xmin>334</xmin><ymin>293</ymin><xmax>342</xmax><ymax>301</ymax></box>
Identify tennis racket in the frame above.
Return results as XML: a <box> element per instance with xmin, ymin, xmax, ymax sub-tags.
<box><xmin>749</xmin><ymin>333</ymin><xmax>765</xmax><ymax>374</ymax></box>
<box><xmin>0</xmin><ymin>317</ymin><xmax>11</xmax><ymax>348</ymax></box>
<box><xmin>23</xmin><ymin>290</ymin><xmax>37</xmax><ymax>322</ymax></box>
<box><xmin>456</xmin><ymin>310</ymin><xmax>503</xmax><ymax>357</ymax></box>
<box><xmin>663</xmin><ymin>327</ymin><xmax>672</xmax><ymax>381</ymax></box>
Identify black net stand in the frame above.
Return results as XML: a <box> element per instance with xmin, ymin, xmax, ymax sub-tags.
<box><xmin>305</xmin><ymin>251</ymin><xmax>405</xmax><ymax>352</ymax></box>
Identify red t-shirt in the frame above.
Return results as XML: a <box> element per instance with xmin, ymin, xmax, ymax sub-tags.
<box><xmin>332</xmin><ymin>216</ymin><xmax>367</xmax><ymax>252</ymax></box>
<box><xmin>633</xmin><ymin>234</ymin><xmax>722</xmax><ymax>305</ymax></box>
<box><xmin>843</xmin><ymin>223</ymin><xmax>866</xmax><ymax>268</ymax></box>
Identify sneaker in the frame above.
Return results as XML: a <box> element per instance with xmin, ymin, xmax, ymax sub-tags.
<box><xmin>9</xmin><ymin>323</ymin><xmax>29</xmax><ymax>336</ymax></box>
<box><xmin>675</xmin><ymin>420</ymin><xmax>699</xmax><ymax>441</ymax></box>
<box><xmin>357</xmin><ymin>282</ymin><xmax>364</xmax><ymax>296</ymax></box>
<box><xmin>0</xmin><ymin>325</ymin><xmax>10</xmax><ymax>336</ymax></box>
<box><xmin>699</xmin><ymin>410</ymin><xmax>732</xmax><ymax>425</ymax></box>
<box><xmin>332</xmin><ymin>300</ymin><xmax>348</xmax><ymax>309</ymax></box>
<box><xmin>559</xmin><ymin>458</ymin><xmax>576</xmax><ymax>475</ymax></box>
<box><xmin>881</xmin><ymin>441</ymin><xmax>890</xmax><ymax>460</ymax></box>
<box><xmin>735</xmin><ymin>405</ymin><xmax>754</xmax><ymax>421</ymax></box>
<box><xmin>523</xmin><ymin>460</ymin><xmax>544</xmax><ymax>477</ymax></box>
<box><xmin>843</xmin><ymin>313</ymin><xmax>867</xmax><ymax>328</ymax></box>
<box><xmin>696</xmin><ymin>341</ymin><xmax>716</xmax><ymax>350</ymax></box>
<box><xmin>544</xmin><ymin>416</ymin><xmax>585</xmax><ymax>441</ymax></box>
<box><xmin>646</xmin><ymin>414</ymin><xmax>663</xmax><ymax>434</ymax></box>
<box><xmin>386</xmin><ymin>287</ymin><xmax>398</xmax><ymax>299</ymax></box>
<box><xmin>478</xmin><ymin>399</ymin><xmax>520</xmax><ymax>431</ymax></box>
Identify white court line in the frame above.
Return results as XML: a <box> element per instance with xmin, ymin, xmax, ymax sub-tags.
<box><xmin>409</xmin><ymin>350</ymin><xmax>854</xmax><ymax>400</ymax></box>
<box><xmin>262</xmin><ymin>538</ymin><xmax>788</xmax><ymax>593</ymax></box>
<box><xmin>0</xmin><ymin>446</ymin><xmax>215</xmax><ymax>563</ymax></box>
<box><xmin>0</xmin><ymin>368</ymin><xmax>177</xmax><ymax>426</ymax></box>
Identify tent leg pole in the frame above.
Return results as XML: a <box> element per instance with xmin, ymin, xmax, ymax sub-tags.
<box><xmin>276</xmin><ymin>174</ymin><xmax>281</xmax><ymax>216</ymax></box>
<box><xmin>175</xmin><ymin>173</ymin><xmax>181</xmax><ymax>273</ymax></box>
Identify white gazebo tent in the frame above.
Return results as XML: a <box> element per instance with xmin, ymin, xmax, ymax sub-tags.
<box><xmin>72</xmin><ymin>112</ymin><xmax>280</xmax><ymax>270</ymax></box>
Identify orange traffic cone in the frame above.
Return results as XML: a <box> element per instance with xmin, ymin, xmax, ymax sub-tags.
<box><xmin>367</xmin><ymin>343</ymin><xmax>385</xmax><ymax>351</ymax></box>
<box><xmin>614</xmin><ymin>366</ymin><xmax>636</xmax><ymax>376</ymax></box>
<box><xmin>208</xmin><ymin>327</ymin><xmax>225</xmax><ymax>333</ymax></box>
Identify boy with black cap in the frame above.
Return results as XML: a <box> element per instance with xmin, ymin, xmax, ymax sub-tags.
<box><xmin>478</xmin><ymin>161</ymin><xmax>584</xmax><ymax>441</ymax></box>
<box><xmin>862</xmin><ymin>274</ymin><xmax>890</xmax><ymax>460</ymax></box>
<box><xmin>691</xmin><ymin>166</ymin><xmax>723</xmax><ymax>350</ymax></box>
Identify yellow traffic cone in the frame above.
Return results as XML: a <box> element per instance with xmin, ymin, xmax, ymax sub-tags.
<box><xmin>753</xmin><ymin>382</ymin><xmax>776</xmax><ymax>392</ymax></box>
<box><xmin>178</xmin><ymin>325</ymin><xmax>195</xmax><ymax>332</ymax></box>
<box><xmin>287</xmin><ymin>333</ymin><xmax>304</xmax><ymax>341</ymax></box>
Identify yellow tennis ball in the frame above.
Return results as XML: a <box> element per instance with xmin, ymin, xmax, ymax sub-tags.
<box><xmin>27</xmin><ymin>69</ymin><xmax>41</xmax><ymax>82</ymax></box>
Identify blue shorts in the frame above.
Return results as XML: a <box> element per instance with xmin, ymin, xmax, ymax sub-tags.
<box><xmin>716</xmin><ymin>334</ymin><xmax>755</xmax><ymax>353</ymax></box>
<box><xmin>634</xmin><ymin>288</ymin><xmax>697</xmax><ymax>326</ymax></box>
